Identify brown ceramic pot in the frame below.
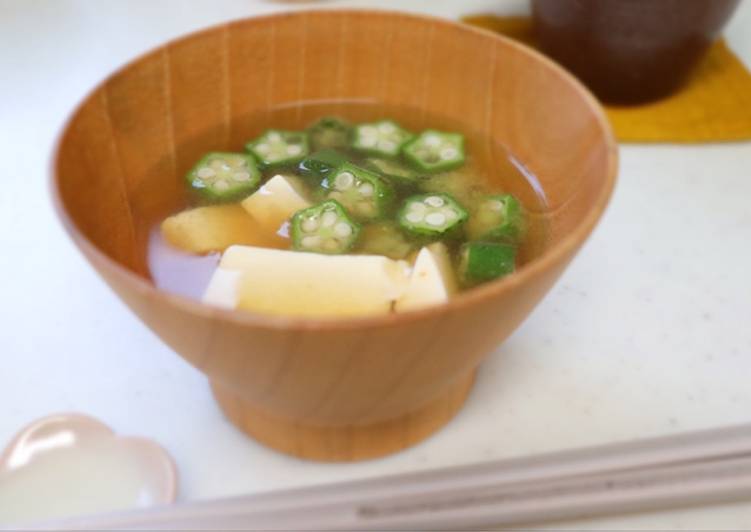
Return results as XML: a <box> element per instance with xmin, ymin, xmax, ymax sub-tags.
<box><xmin>533</xmin><ymin>0</ymin><xmax>741</xmax><ymax>104</ymax></box>
<box><xmin>52</xmin><ymin>10</ymin><xmax>617</xmax><ymax>461</ymax></box>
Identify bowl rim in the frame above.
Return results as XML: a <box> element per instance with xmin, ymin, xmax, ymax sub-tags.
<box><xmin>50</xmin><ymin>8</ymin><xmax>618</xmax><ymax>333</ymax></box>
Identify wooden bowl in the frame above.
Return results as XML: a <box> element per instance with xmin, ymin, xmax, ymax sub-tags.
<box><xmin>52</xmin><ymin>10</ymin><xmax>617</xmax><ymax>461</ymax></box>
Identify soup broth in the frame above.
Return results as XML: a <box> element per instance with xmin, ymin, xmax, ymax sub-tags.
<box><xmin>148</xmin><ymin>100</ymin><xmax>549</xmax><ymax>316</ymax></box>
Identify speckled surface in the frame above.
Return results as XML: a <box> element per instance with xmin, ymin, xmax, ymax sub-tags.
<box><xmin>1</xmin><ymin>0</ymin><xmax>750</xmax><ymax>528</ymax></box>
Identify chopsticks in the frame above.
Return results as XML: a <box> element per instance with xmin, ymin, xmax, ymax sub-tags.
<box><xmin>40</xmin><ymin>424</ymin><xmax>751</xmax><ymax>530</ymax></box>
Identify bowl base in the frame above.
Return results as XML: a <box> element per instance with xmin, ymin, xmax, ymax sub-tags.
<box><xmin>211</xmin><ymin>371</ymin><xmax>475</xmax><ymax>462</ymax></box>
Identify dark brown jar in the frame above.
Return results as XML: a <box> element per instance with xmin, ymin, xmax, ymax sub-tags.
<box><xmin>532</xmin><ymin>0</ymin><xmax>740</xmax><ymax>104</ymax></box>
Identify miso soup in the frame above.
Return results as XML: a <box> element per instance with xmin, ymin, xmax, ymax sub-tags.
<box><xmin>148</xmin><ymin>101</ymin><xmax>548</xmax><ymax>318</ymax></box>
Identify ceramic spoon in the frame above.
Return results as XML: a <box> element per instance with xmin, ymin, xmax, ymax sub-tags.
<box><xmin>0</xmin><ymin>414</ymin><xmax>176</xmax><ymax>527</ymax></box>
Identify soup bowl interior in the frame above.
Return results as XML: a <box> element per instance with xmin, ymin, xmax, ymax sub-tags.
<box><xmin>53</xmin><ymin>10</ymin><xmax>617</xmax><ymax>461</ymax></box>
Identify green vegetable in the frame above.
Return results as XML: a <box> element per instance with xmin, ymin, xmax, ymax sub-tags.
<box><xmin>322</xmin><ymin>163</ymin><xmax>394</xmax><ymax>221</ymax></box>
<box><xmin>291</xmin><ymin>200</ymin><xmax>360</xmax><ymax>254</ymax></box>
<box><xmin>403</xmin><ymin>130</ymin><xmax>465</xmax><ymax>173</ymax></box>
<box><xmin>352</xmin><ymin>120</ymin><xmax>414</xmax><ymax>158</ymax></box>
<box><xmin>459</xmin><ymin>241</ymin><xmax>516</xmax><ymax>286</ymax></box>
<box><xmin>298</xmin><ymin>149</ymin><xmax>348</xmax><ymax>180</ymax></box>
<box><xmin>365</xmin><ymin>157</ymin><xmax>423</xmax><ymax>189</ymax></box>
<box><xmin>397</xmin><ymin>193</ymin><xmax>468</xmax><ymax>238</ymax></box>
<box><xmin>418</xmin><ymin>170</ymin><xmax>483</xmax><ymax>207</ymax></box>
<box><xmin>246</xmin><ymin>130</ymin><xmax>309</xmax><ymax>169</ymax></box>
<box><xmin>467</xmin><ymin>194</ymin><xmax>526</xmax><ymax>244</ymax></box>
<box><xmin>307</xmin><ymin>117</ymin><xmax>352</xmax><ymax>151</ymax></box>
<box><xmin>356</xmin><ymin>222</ymin><xmax>414</xmax><ymax>260</ymax></box>
<box><xmin>186</xmin><ymin>152</ymin><xmax>260</xmax><ymax>202</ymax></box>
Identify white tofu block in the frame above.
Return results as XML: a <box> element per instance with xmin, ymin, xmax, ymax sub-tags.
<box><xmin>240</xmin><ymin>174</ymin><xmax>310</xmax><ymax>233</ymax></box>
<box><xmin>161</xmin><ymin>204</ymin><xmax>281</xmax><ymax>254</ymax></box>
<box><xmin>202</xmin><ymin>269</ymin><xmax>241</xmax><ymax>309</ymax></box>
<box><xmin>395</xmin><ymin>243</ymin><xmax>457</xmax><ymax>312</ymax></box>
<box><xmin>204</xmin><ymin>245</ymin><xmax>410</xmax><ymax>318</ymax></box>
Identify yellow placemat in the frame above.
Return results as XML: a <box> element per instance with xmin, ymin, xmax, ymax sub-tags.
<box><xmin>462</xmin><ymin>15</ymin><xmax>751</xmax><ymax>143</ymax></box>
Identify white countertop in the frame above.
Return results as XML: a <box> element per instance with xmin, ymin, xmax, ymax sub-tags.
<box><xmin>1</xmin><ymin>0</ymin><xmax>750</xmax><ymax>528</ymax></box>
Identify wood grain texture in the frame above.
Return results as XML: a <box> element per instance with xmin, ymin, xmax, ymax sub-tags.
<box><xmin>52</xmin><ymin>10</ymin><xmax>618</xmax><ymax>461</ymax></box>
<box><xmin>212</xmin><ymin>372</ymin><xmax>476</xmax><ymax>461</ymax></box>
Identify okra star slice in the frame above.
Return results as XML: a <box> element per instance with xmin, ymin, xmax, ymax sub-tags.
<box><xmin>403</xmin><ymin>130</ymin><xmax>465</xmax><ymax>173</ymax></box>
<box><xmin>246</xmin><ymin>130</ymin><xmax>309</xmax><ymax>169</ymax></box>
<box><xmin>324</xmin><ymin>163</ymin><xmax>394</xmax><ymax>221</ymax></box>
<box><xmin>291</xmin><ymin>200</ymin><xmax>361</xmax><ymax>254</ymax></box>
<box><xmin>467</xmin><ymin>194</ymin><xmax>526</xmax><ymax>243</ymax></box>
<box><xmin>186</xmin><ymin>152</ymin><xmax>260</xmax><ymax>202</ymax></box>
<box><xmin>352</xmin><ymin>120</ymin><xmax>414</xmax><ymax>158</ymax></box>
<box><xmin>307</xmin><ymin>117</ymin><xmax>352</xmax><ymax>151</ymax></box>
<box><xmin>397</xmin><ymin>193</ymin><xmax>468</xmax><ymax>237</ymax></box>
<box><xmin>459</xmin><ymin>241</ymin><xmax>516</xmax><ymax>286</ymax></box>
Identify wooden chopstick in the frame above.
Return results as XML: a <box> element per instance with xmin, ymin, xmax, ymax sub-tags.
<box><xmin>39</xmin><ymin>424</ymin><xmax>751</xmax><ymax>530</ymax></box>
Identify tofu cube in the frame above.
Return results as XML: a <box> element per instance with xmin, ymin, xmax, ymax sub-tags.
<box><xmin>161</xmin><ymin>204</ymin><xmax>284</xmax><ymax>254</ymax></box>
<box><xmin>241</xmin><ymin>174</ymin><xmax>311</xmax><ymax>234</ymax></box>
<box><xmin>203</xmin><ymin>269</ymin><xmax>242</xmax><ymax>309</ymax></box>
<box><xmin>395</xmin><ymin>243</ymin><xmax>457</xmax><ymax>312</ymax></box>
<box><xmin>203</xmin><ymin>245</ymin><xmax>410</xmax><ymax>318</ymax></box>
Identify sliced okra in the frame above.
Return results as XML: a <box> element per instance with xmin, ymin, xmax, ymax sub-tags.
<box><xmin>459</xmin><ymin>241</ymin><xmax>516</xmax><ymax>286</ymax></box>
<box><xmin>186</xmin><ymin>152</ymin><xmax>260</xmax><ymax>202</ymax></box>
<box><xmin>403</xmin><ymin>130</ymin><xmax>465</xmax><ymax>173</ymax></box>
<box><xmin>365</xmin><ymin>157</ymin><xmax>423</xmax><ymax>188</ymax></box>
<box><xmin>322</xmin><ymin>163</ymin><xmax>394</xmax><ymax>221</ymax></box>
<box><xmin>246</xmin><ymin>130</ymin><xmax>309</xmax><ymax>169</ymax></box>
<box><xmin>397</xmin><ymin>193</ymin><xmax>468</xmax><ymax>238</ymax></box>
<box><xmin>356</xmin><ymin>221</ymin><xmax>414</xmax><ymax>260</ymax></box>
<box><xmin>307</xmin><ymin>117</ymin><xmax>352</xmax><ymax>151</ymax></box>
<box><xmin>291</xmin><ymin>200</ymin><xmax>360</xmax><ymax>254</ymax></box>
<box><xmin>352</xmin><ymin>120</ymin><xmax>414</xmax><ymax>158</ymax></box>
<box><xmin>298</xmin><ymin>149</ymin><xmax>348</xmax><ymax>180</ymax></box>
<box><xmin>467</xmin><ymin>194</ymin><xmax>526</xmax><ymax>244</ymax></box>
